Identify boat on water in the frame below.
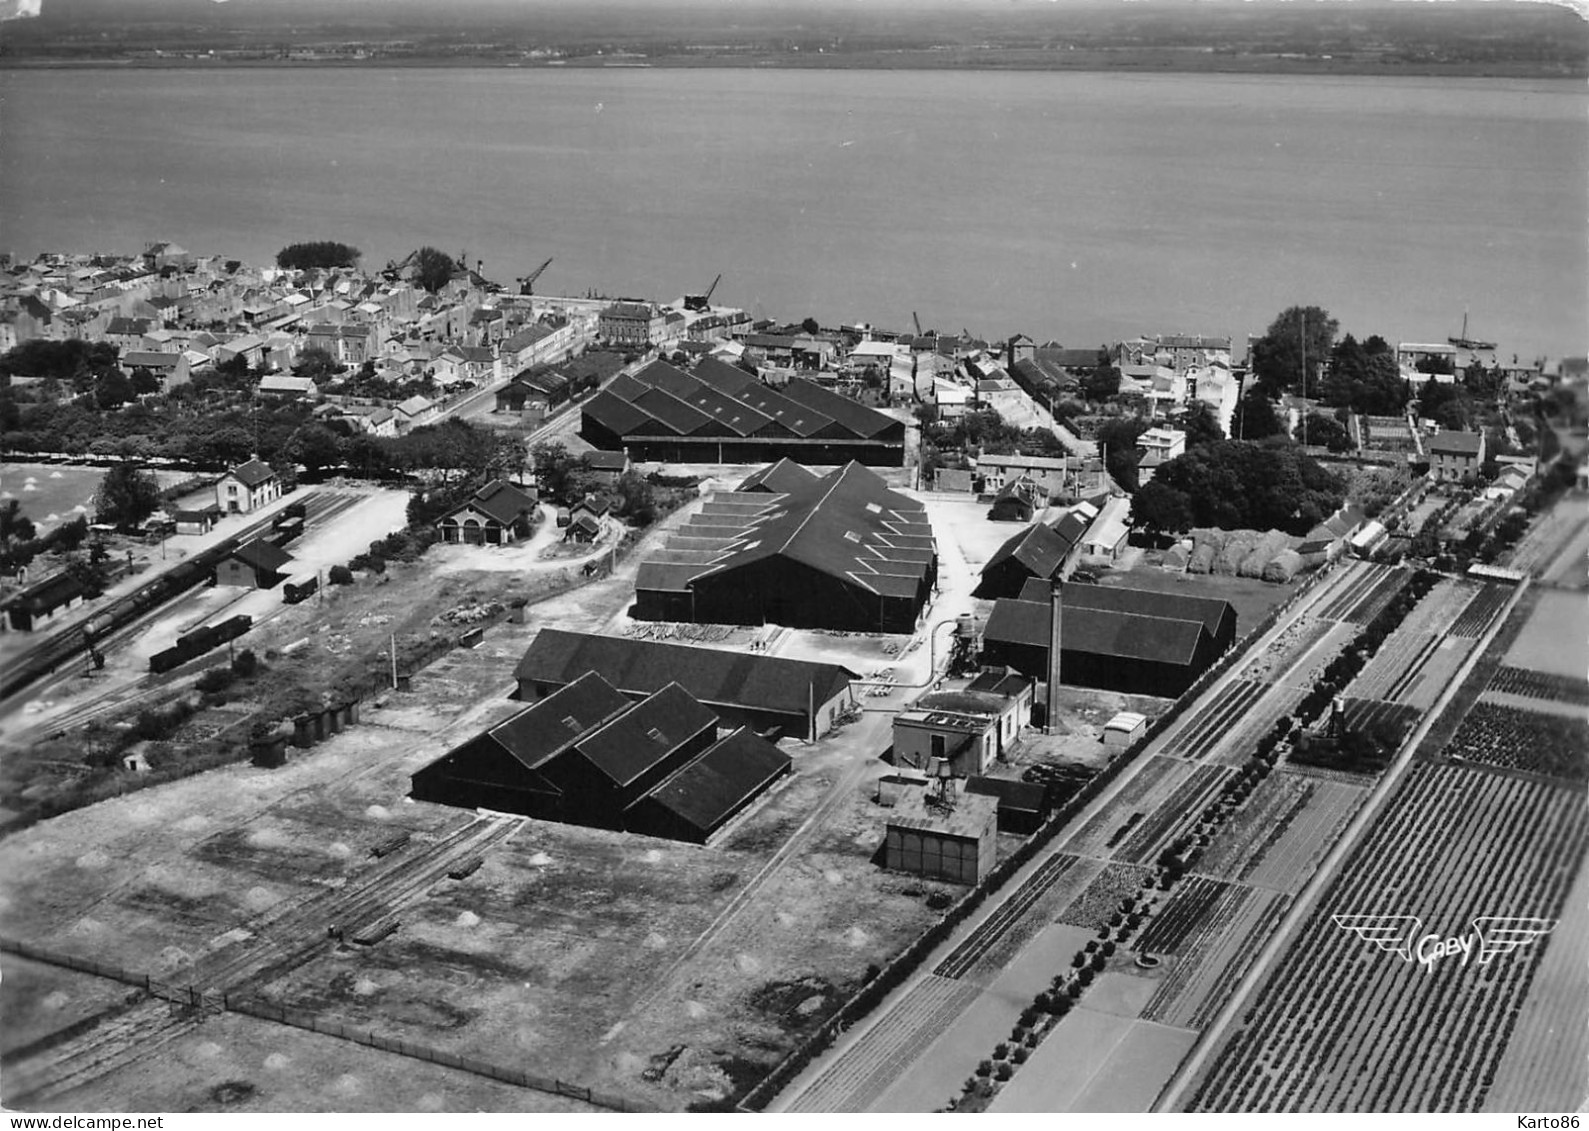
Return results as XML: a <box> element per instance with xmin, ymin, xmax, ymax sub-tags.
<box><xmin>1448</xmin><ymin>310</ymin><xmax>1496</xmax><ymax>352</ymax></box>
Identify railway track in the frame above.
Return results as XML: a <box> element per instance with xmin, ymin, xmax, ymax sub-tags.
<box><xmin>3</xmin><ymin>491</ymin><xmax>367</xmax><ymax>742</ymax></box>
<box><xmin>2</xmin><ymin>815</ymin><xmax>521</xmax><ymax>1107</ymax></box>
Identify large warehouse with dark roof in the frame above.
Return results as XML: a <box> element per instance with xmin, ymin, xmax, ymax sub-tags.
<box><xmin>973</xmin><ymin>512</ymin><xmax>1092</xmax><ymax>600</ymax></box>
<box><xmin>515</xmin><ymin>628</ymin><xmax>858</xmax><ymax>740</ymax></box>
<box><xmin>411</xmin><ymin>671</ymin><xmax>791</xmax><ymax>841</ymax></box>
<box><xmin>633</xmin><ymin>461</ymin><xmax>937</xmax><ymax>634</ymax></box>
<box><xmin>980</xmin><ymin>583</ymin><xmax>1237</xmax><ymax>698</ymax></box>
<box><xmin>580</xmin><ymin>358</ymin><xmax>906</xmax><ymax>466</ymax></box>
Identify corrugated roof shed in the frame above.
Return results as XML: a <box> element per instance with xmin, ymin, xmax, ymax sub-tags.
<box><xmin>483</xmin><ymin>671</ymin><xmax>632</xmax><ymax>771</ymax></box>
<box><xmin>983</xmin><ymin>598</ymin><xmax>1209</xmax><ymax>665</ymax></box>
<box><xmin>516</xmin><ymin>629</ymin><xmax>857</xmax><ymax>717</ymax></box>
<box><xmin>629</xmin><ymin>726</ymin><xmax>791</xmax><ymax>836</ymax></box>
<box><xmin>1015</xmin><ymin>579</ymin><xmax>1236</xmax><ymax>643</ymax></box>
<box><xmin>574</xmin><ymin>683</ymin><xmax>717</xmax><ymax>787</ymax></box>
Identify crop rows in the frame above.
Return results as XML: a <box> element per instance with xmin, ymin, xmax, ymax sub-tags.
<box><xmin>1346</xmin><ymin>580</ymin><xmax>1477</xmax><ymax>702</ymax></box>
<box><xmin>1055</xmin><ymin>863</ymin><xmax>1154</xmax><ymax>929</ymax></box>
<box><xmin>1161</xmin><ymin>681</ymin><xmax>1268</xmax><ymax>760</ymax></box>
<box><xmin>935</xmin><ymin>855</ymin><xmax>1084</xmax><ymax>980</ymax></box>
<box><xmin>1196</xmin><ymin>772</ymin><xmax>1313</xmax><ymax>884</ymax></box>
<box><xmin>1112</xmin><ymin>765</ymin><xmax>1233</xmax><ymax>865</ymax></box>
<box><xmin>1188</xmin><ymin>762</ymin><xmax>1588</xmax><ymax>1112</ymax></box>
<box><xmin>1240</xmin><ymin>779</ymin><xmax>1366</xmax><ymax>894</ymax></box>
<box><xmin>1487</xmin><ymin>665</ymin><xmax>1589</xmax><ymax>707</ymax></box>
<box><xmin>1142</xmin><ymin>889</ymin><xmax>1289</xmax><ymax>1031</ymax></box>
<box><xmin>1066</xmin><ymin>756</ymin><xmax>1182</xmax><ymax>856</ymax></box>
<box><xmin>1133</xmin><ymin>876</ymin><xmax>1233</xmax><ymax>956</ymax></box>
<box><xmin>1448</xmin><ymin>584</ymin><xmax>1511</xmax><ymax>637</ymax></box>
<box><xmin>1315</xmin><ymin>565</ymin><xmax>1407</xmax><ymax>625</ymax></box>
<box><xmin>1442</xmin><ymin>702</ymin><xmax>1589</xmax><ymax>782</ymax></box>
<box><xmin>1336</xmin><ymin>698</ymin><xmax>1422</xmax><ymax>746</ymax></box>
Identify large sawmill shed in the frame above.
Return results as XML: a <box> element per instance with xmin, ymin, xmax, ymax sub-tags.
<box><xmin>633</xmin><ymin>461</ymin><xmax>937</xmax><ymax>634</ymax></box>
<box><xmin>410</xmin><ymin>672</ymin><xmax>791</xmax><ymax>840</ymax></box>
<box><xmin>580</xmin><ymin>358</ymin><xmax>906</xmax><ymax>465</ymax></box>
<box><xmin>980</xmin><ymin>584</ymin><xmax>1236</xmax><ymax>698</ymax></box>
<box><xmin>514</xmin><ymin>628</ymin><xmax>858</xmax><ymax>740</ymax></box>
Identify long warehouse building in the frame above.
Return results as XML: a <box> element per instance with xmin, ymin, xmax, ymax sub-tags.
<box><xmin>633</xmin><ymin>460</ymin><xmax>937</xmax><ymax>634</ymax></box>
<box><xmin>581</xmin><ymin>357</ymin><xmax>907</xmax><ymax>466</ymax></box>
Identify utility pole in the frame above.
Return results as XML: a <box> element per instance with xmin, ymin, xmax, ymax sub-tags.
<box><xmin>1300</xmin><ymin>308</ymin><xmax>1307</xmax><ymax>449</ymax></box>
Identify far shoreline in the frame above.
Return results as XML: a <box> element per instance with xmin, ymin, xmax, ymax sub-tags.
<box><xmin>0</xmin><ymin>53</ymin><xmax>1583</xmax><ymax>82</ymax></box>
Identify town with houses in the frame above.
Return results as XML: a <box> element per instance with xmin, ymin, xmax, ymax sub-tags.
<box><xmin>0</xmin><ymin>240</ymin><xmax>1585</xmax><ymax>1116</ymax></box>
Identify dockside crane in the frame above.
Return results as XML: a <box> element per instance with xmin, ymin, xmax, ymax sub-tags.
<box><xmin>516</xmin><ymin>257</ymin><xmax>554</xmax><ymax>296</ymax></box>
<box><xmin>684</xmin><ymin>273</ymin><xmax>722</xmax><ymax>312</ymax></box>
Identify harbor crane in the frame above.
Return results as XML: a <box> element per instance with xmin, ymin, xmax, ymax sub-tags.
<box><xmin>517</xmin><ymin>257</ymin><xmax>554</xmax><ymax>295</ymax></box>
<box><xmin>683</xmin><ymin>273</ymin><xmax>722</xmax><ymax>312</ymax></box>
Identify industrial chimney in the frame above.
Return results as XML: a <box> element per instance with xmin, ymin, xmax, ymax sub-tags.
<box><xmin>1046</xmin><ymin>577</ymin><xmax>1063</xmax><ymax>734</ymax></box>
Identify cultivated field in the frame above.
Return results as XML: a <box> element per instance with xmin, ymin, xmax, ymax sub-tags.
<box><xmin>1185</xmin><ymin>760</ymin><xmax>1587</xmax><ymax>1111</ymax></box>
<box><xmin>1501</xmin><ymin>587</ymin><xmax>1589</xmax><ymax>678</ymax></box>
<box><xmin>1196</xmin><ymin>771</ymin><xmax>1367</xmax><ymax>895</ymax></box>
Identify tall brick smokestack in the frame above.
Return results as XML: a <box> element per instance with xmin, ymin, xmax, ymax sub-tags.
<box><xmin>1047</xmin><ymin>577</ymin><xmax>1062</xmax><ymax>733</ymax></box>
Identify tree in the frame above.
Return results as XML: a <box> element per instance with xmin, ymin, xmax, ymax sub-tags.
<box><xmin>1299</xmin><ymin>412</ymin><xmax>1353</xmax><ymax>453</ymax></box>
<box><xmin>1096</xmin><ymin>417</ymin><xmax>1149</xmax><ymax>492</ymax></box>
<box><xmin>1146</xmin><ymin>440</ymin><xmax>1346</xmax><ymax>535</ymax></box>
<box><xmin>292</xmin><ymin>346</ymin><xmax>339</xmax><ymax>386</ymax></box>
<box><xmin>1081</xmin><ymin>350</ymin><xmax>1120</xmax><ymax>402</ymax></box>
<box><xmin>411</xmin><ymin>246</ymin><xmax>458</xmax><ymax>294</ymax></box>
<box><xmin>93</xmin><ymin>464</ymin><xmax>161</xmax><ymax>529</ymax></box>
<box><xmin>1236</xmin><ymin>385</ymin><xmax>1283</xmax><ymax>440</ymax></box>
<box><xmin>94</xmin><ymin>368</ymin><xmax>134</xmax><ymax>410</ymax></box>
<box><xmin>1180</xmin><ymin>401</ymin><xmax>1224</xmax><ymax>449</ymax></box>
<box><xmin>1132</xmin><ymin>479</ymin><xmax>1195</xmax><ymax>535</ymax></box>
<box><xmin>1250</xmin><ymin>305</ymin><xmax>1338</xmax><ymax>394</ymax></box>
<box><xmin>285</xmin><ymin>423</ymin><xmax>345</xmax><ymax>476</ymax></box>
<box><xmin>615</xmin><ymin>469</ymin><xmax>658</xmax><ymax>526</ymax></box>
<box><xmin>801</xmin><ymin>316</ymin><xmax>820</xmax><ymax>335</ymax></box>
<box><xmin>129</xmin><ymin>367</ymin><xmax>161</xmax><ymax>397</ymax></box>
<box><xmin>0</xmin><ymin>499</ymin><xmax>36</xmax><ymax>547</ymax></box>
<box><xmin>276</xmin><ymin>241</ymin><xmax>361</xmax><ymax>271</ymax></box>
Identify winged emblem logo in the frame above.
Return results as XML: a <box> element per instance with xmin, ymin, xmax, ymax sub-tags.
<box><xmin>1332</xmin><ymin>914</ymin><xmax>1556</xmax><ymax>972</ymax></box>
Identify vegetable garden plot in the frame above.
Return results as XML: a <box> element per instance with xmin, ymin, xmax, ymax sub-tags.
<box><xmin>1187</xmin><ymin>762</ymin><xmax>1588</xmax><ymax>1112</ymax></box>
<box><xmin>1133</xmin><ymin>877</ymin><xmax>1233</xmax><ymax>956</ymax></box>
<box><xmin>934</xmin><ymin>854</ymin><xmax>1088</xmax><ymax>980</ymax></box>
<box><xmin>1448</xmin><ymin>583</ymin><xmax>1512</xmax><ymax>638</ymax></box>
<box><xmin>1487</xmin><ymin>665</ymin><xmax>1589</xmax><ymax>708</ymax></box>
<box><xmin>1439</xmin><ymin>702</ymin><xmax>1589</xmax><ymax>782</ymax></box>
<box><xmin>1346</xmin><ymin>580</ymin><xmax>1482</xmax><ymax>702</ymax></box>
<box><xmin>1240</xmin><ymin>779</ymin><xmax>1367</xmax><ymax>895</ymax></box>
<box><xmin>1138</xmin><ymin>884</ymin><xmax>1288</xmax><ymax>1031</ymax></box>
<box><xmin>1065</xmin><ymin>757</ymin><xmax>1186</xmax><ymax>858</ymax></box>
<box><xmin>1112</xmin><ymin>765</ymin><xmax>1234</xmax><ymax>866</ymax></box>
<box><xmin>1336</xmin><ymin>698</ymin><xmax>1422</xmax><ymax>745</ymax></box>
<box><xmin>1055</xmin><ymin>863</ymin><xmax>1155</xmax><ymax>930</ymax></box>
<box><xmin>1314</xmin><ymin>565</ymin><xmax>1408</xmax><ymax>626</ymax></box>
<box><xmin>1160</xmin><ymin>681</ymin><xmax>1268</xmax><ymax>760</ymax></box>
<box><xmin>1196</xmin><ymin>772</ymin><xmax>1313</xmax><ymax>883</ymax></box>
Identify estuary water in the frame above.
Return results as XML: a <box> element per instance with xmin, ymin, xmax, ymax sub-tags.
<box><xmin>0</xmin><ymin>67</ymin><xmax>1582</xmax><ymax>357</ymax></box>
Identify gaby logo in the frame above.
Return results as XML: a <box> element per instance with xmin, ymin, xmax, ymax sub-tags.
<box><xmin>1332</xmin><ymin>914</ymin><xmax>1556</xmax><ymax>973</ymax></box>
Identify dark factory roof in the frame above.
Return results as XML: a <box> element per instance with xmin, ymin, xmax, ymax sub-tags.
<box><xmin>573</xmin><ymin>682</ymin><xmax>717</xmax><ymax>787</ymax></box>
<box><xmin>636</xmin><ymin>461</ymin><xmax>934</xmax><ymax>600</ymax></box>
<box><xmin>983</xmin><ymin>598</ymin><xmax>1211</xmax><ymax>666</ymax></box>
<box><xmin>984</xmin><ymin>521</ymin><xmax>1079</xmax><ymax>584</ymax></box>
<box><xmin>737</xmin><ymin>458</ymin><xmax>820</xmax><ymax>494</ymax></box>
<box><xmin>1014</xmin><ymin>579</ymin><xmax>1236</xmax><ymax>642</ymax></box>
<box><xmin>632</xmin><ymin>726</ymin><xmax>791</xmax><ymax>835</ymax></box>
<box><xmin>483</xmin><ymin>671</ymin><xmax>632</xmax><ymax>771</ymax></box>
<box><xmin>584</xmin><ymin>359</ymin><xmax>899</xmax><ymax>444</ymax></box>
<box><xmin>516</xmin><ymin>629</ymin><xmax>858</xmax><ymax>718</ymax></box>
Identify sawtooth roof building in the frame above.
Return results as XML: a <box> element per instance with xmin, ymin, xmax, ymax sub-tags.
<box><xmin>410</xmin><ymin>671</ymin><xmax>791</xmax><ymax>843</ymax></box>
<box><xmin>580</xmin><ymin>358</ymin><xmax>906</xmax><ymax>466</ymax></box>
<box><xmin>633</xmin><ymin>461</ymin><xmax>937</xmax><ymax>634</ymax></box>
<box><xmin>514</xmin><ymin>628</ymin><xmax>858</xmax><ymax>741</ymax></box>
<box><xmin>981</xmin><ymin>582</ymin><xmax>1237</xmax><ymax>698</ymax></box>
